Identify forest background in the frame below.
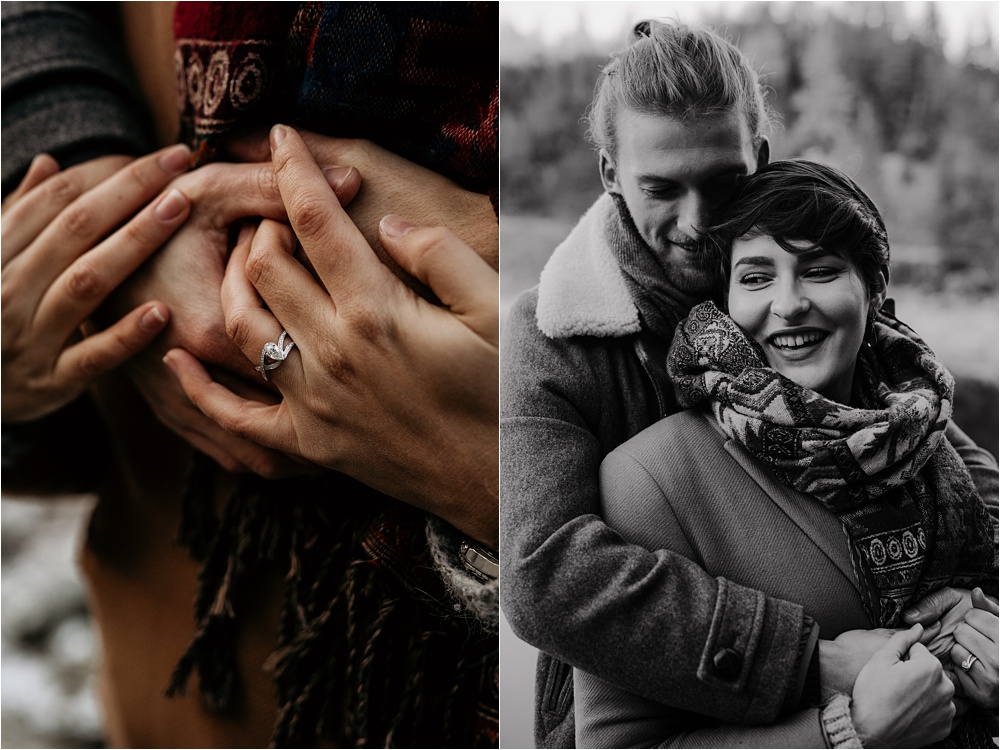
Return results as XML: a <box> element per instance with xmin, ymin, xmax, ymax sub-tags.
<box><xmin>498</xmin><ymin>3</ymin><xmax>998</xmax><ymax>747</ymax></box>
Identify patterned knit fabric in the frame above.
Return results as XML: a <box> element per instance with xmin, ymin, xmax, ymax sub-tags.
<box><xmin>668</xmin><ymin>301</ymin><xmax>997</xmax><ymax>627</ymax></box>
<box><xmin>174</xmin><ymin>1</ymin><xmax>498</xmax><ymax>194</ymax></box>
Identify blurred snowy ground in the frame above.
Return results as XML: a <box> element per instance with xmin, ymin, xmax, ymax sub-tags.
<box><xmin>1</xmin><ymin>496</ymin><xmax>104</xmax><ymax>748</ymax></box>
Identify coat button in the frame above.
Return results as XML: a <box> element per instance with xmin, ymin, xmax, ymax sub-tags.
<box><xmin>713</xmin><ymin>647</ymin><xmax>743</xmax><ymax>680</ymax></box>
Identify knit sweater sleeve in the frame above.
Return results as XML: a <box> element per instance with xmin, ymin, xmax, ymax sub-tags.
<box><xmin>1</xmin><ymin>1</ymin><xmax>153</xmax><ymax>196</ymax></box>
<box><xmin>424</xmin><ymin>516</ymin><xmax>499</xmax><ymax>633</ymax></box>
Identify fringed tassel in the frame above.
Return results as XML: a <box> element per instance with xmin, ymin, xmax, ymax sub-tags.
<box><xmin>171</xmin><ymin>462</ymin><xmax>497</xmax><ymax>747</ymax></box>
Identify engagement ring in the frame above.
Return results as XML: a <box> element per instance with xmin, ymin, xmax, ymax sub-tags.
<box><xmin>256</xmin><ymin>330</ymin><xmax>296</xmax><ymax>381</ymax></box>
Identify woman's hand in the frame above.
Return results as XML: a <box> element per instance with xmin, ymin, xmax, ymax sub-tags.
<box><xmin>902</xmin><ymin>586</ymin><xmax>975</xmax><ymax>661</ymax></box>
<box><xmin>851</xmin><ymin>624</ymin><xmax>956</xmax><ymax>747</ymax></box>
<box><xmin>164</xmin><ymin>125</ymin><xmax>499</xmax><ymax>547</ymax></box>
<box><xmin>1</xmin><ymin>145</ymin><xmax>193</xmax><ymax>422</ymax></box>
<box><xmin>949</xmin><ymin>587</ymin><xmax>999</xmax><ymax>708</ymax></box>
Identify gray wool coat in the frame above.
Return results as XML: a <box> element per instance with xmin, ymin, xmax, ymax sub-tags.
<box><xmin>500</xmin><ymin>195</ymin><xmax>814</xmax><ymax>748</ymax></box>
<box><xmin>575</xmin><ymin>410</ymin><xmax>998</xmax><ymax>748</ymax></box>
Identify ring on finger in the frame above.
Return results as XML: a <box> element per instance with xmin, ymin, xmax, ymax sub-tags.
<box><xmin>256</xmin><ymin>330</ymin><xmax>296</xmax><ymax>381</ymax></box>
<box><xmin>961</xmin><ymin>653</ymin><xmax>979</xmax><ymax>672</ymax></box>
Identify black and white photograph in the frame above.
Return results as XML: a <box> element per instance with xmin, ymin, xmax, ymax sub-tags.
<box><xmin>499</xmin><ymin>2</ymin><xmax>998</xmax><ymax>748</ymax></box>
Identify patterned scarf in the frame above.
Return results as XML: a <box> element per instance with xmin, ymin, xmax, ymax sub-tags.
<box><xmin>174</xmin><ymin>1</ymin><xmax>498</xmax><ymax>195</ymax></box>
<box><xmin>668</xmin><ymin>301</ymin><xmax>997</xmax><ymax>627</ymax></box>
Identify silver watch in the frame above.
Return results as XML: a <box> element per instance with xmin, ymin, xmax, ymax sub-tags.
<box><xmin>459</xmin><ymin>540</ymin><xmax>499</xmax><ymax>583</ymax></box>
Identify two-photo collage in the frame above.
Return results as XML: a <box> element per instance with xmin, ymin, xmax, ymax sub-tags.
<box><xmin>1</xmin><ymin>1</ymin><xmax>998</xmax><ymax>748</ymax></box>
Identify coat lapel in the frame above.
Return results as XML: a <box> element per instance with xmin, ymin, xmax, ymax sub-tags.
<box><xmin>722</xmin><ymin>439</ymin><xmax>862</xmax><ymax>595</ymax></box>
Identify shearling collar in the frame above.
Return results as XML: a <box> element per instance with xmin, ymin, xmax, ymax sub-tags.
<box><xmin>535</xmin><ymin>193</ymin><xmax>640</xmax><ymax>339</ymax></box>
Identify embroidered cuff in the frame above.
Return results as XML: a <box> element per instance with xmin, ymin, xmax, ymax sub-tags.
<box><xmin>425</xmin><ymin>516</ymin><xmax>498</xmax><ymax>633</ymax></box>
<box><xmin>820</xmin><ymin>693</ymin><xmax>862</xmax><ymax>748</ymax></box>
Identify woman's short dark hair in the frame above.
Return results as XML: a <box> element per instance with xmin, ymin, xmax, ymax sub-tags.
<box><xmin>706</xmin><ymin>160</ymin><xmax>890</xmax><ymax>301</ymax></box>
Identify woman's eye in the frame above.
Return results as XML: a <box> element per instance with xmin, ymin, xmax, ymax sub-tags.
<box><xmin>737</xmin><ymin>273</ymin><xmax>770</xmax><ymax>288</ymax></box>
<box><xmin>805</xmin><ymin>267</ymin><xmax>840</xmax><ymax>281</ymax></box>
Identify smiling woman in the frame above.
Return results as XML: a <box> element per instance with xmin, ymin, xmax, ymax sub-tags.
<box><xmin>581</xmin><ymin>160</ymin><xmax>999</xmax><ymax>748</ymax></box>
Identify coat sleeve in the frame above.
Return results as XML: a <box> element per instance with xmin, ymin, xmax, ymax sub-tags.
<box><xmin>574</xmin><ymin>668</ymin><xmax>831</xmax><ymax>749</ymax></box>
<box><xmin>1</xmin><ymin>1</ymin><xmax>153</xmax><ymax>196</ymax></box>
<box><xmin>500</xmin><ymin>289</ymin><xmax>812</xmax><ymax>728</ymax></box>
<box><xmin>572</xmin><ymin>444</ymin><xmax>834</xmax><ymax>749</ymax></box>
<box><xmin>946</xmin><ymin>420</ymin><xmax>999</xmax><ymax>520</ymax></box>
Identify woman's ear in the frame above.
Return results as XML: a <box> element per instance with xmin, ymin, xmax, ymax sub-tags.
<box><xmin>871</xmin><ymin>265</ymin><xmax>889</xmax><ymax>314</ymax></box>
<box><xmin>599</xmin><ymin>149</ymin><xmax>621</xmax><ymax>195</ymax></box>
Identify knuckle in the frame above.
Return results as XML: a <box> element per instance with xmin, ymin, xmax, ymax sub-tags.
<box><xmin>224</xmin><ymin>307</ymin><xmax>256</xmax><ymax>351</ymax></box>
<box><xmin>286</xmin><ymin>193</ymin><xmax>330</xmax><ymax>240</ymax></box>
<box><xmin>125</xmin><ymin>157</ymin><xmax>160</xmax><ymax>192</ymax></box>
<box><xmin>59</xmin><ymin>202</ymin><xmax>97</xmax><ymax>240</ymax></box>
<box><xmin>75</xmin><ymin>347</ymin><xmax>109</xmax><ymax>379</ymax></box>
<box><xmin>254</xmin><ymin>165</ymin><xmax>278</xmax><ymax>199</ymax></box>
<box><xmin>44</xmin><ymin>172</ymin><xmax>82</xmax><ymax>205</ymax></box>
<box><xmin>65</xmin><ymin>261</ymin><xmax>106</xmax><ymax>301</ymax></box>
<box><xmin>245</xmin><ymin>243</ymin><xmax>276</xmax><ymax>286</ymax></box>
<box><xmin>247</xmin><ymin>453</ymin><xmax>280</xmax><ymax>480</ymax></box>
<box><xmin>183</xmin><ymin>162</ymin><xmax>224</xmax><ymax>199</ymax></box>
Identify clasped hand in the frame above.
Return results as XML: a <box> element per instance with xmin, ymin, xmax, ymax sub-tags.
<box><xmin>165</xmin><ymin>126</ymin><xmax>499</xmax><ymax>547</ymax></box>
<box><xmin>1</xmin><ymin>146</ymin><xmax>193</xmax><ymax>422</ymax></box>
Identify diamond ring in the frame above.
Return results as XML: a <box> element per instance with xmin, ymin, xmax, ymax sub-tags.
<box><xmin>256</xmin><ymin>330</ymin><xmax>296</xmax><ymax>381</ymax></box>
<box><xmin>961</xmin><ymin>653</ymin><xmax>979</xmax><ymax>672</ymax></box>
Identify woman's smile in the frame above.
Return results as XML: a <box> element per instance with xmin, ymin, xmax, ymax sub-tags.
<box><xmin>728</xmin><ymin>235</ymin><xmax>871</xmax><ymax>404</ymax></box>
<box><xmin>768</xmin><ymin>328</ymin><xmax>828</xmax><ymax>352</ymax></box>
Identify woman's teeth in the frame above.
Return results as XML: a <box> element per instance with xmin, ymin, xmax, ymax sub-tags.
<box><xmin>772</xmin><ymin>331</ymin><xmax>826</xmax><ymax>349</ymax></box>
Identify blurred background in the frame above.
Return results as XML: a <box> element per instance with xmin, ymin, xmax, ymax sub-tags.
<box><xmin>498</xmin><ymin>2</ymin><xmax>999</xmax><ymax>747</ymax></box>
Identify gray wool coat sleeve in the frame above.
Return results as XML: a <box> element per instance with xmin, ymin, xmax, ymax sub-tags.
<box><xmin>500</xmin><ymin>288</ymin><xmax>813</xmax><ymax>740</ymax></box>
<box><xmin>1</xmin><ymin>1</ymin><xmax>153</xmax><ymax>196</ymax></box>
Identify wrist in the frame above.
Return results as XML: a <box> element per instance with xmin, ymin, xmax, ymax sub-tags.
<box><xmin>818</xmin><ymin>639</ymin><xmax>849</xmax><ymax>702</ymax></box>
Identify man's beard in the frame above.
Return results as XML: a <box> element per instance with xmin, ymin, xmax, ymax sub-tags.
<box><xmin>659</xmin><ymin>240</ymin><xmax>718</xmax><ymax>296</ymax></box>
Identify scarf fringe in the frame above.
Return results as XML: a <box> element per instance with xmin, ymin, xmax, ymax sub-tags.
<box><xmin>168</xmin><ymin>454</ymin><xmax>496</xmax><ymax>747</ymax></box>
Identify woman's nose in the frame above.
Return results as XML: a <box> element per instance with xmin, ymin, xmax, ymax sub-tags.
<box><xmin>771</xmin><ymin>281</ymin><xmax>810</xmax><ymax>320</ymax></box>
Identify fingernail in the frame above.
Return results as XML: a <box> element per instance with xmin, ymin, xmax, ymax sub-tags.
<box><xmin>155</xmin><ymin>189</ymin><xmax>188</xmax><ymax>221</ymax></box>
<box><xmin>158</xmin><ymin>144</ymin><xmax>191</xmax><ymax>173</ymax></box>
<box><xmin>380</xmin><ymin>214</ymin><xmax>418</xmax><ymax>238</ymax></box>
<box><xmin>903</xmin><ymin>608</ymin><xmax>920</xmax><ymax>620</ymax></box>
<box><xmin>141</xmin><ymin>306</ymin><xmax>167</xmax><ymax>331</ymax></box>
<box><xmin>271</xmin><ymin>124</ymin><xmax>287</xmax><ymax>150</ymax></box>
<box><xmin>162</xmin><ymin>352</ymin><xmax>176</xmax><ymax>370</ymax></box>
<box><xmin>322</xmin><ymin>165</ymin><xmax>353</xmax><ymax>191</ymax></box>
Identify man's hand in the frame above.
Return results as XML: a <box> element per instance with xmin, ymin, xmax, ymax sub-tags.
<box><xmin>816</xmin><ymin>621</ymin><xmax>943</xmax><ymax>700</ymax></box>
<box><xmin>98</xmin><ymin>159</ymin><xmax>361</xmax><ymax>476</ymax></box>
<box><xmin>164</xmin><ymin>125</ymin><xmax>499</xmax><ymax>546</ymax></box>
<box><xmin>223</xmin><ymin>129</ymin><xmax>498</xmax><ymax>272</ymax></box>
<box><xmin>851</xmin><ymin>625</ymin><xmax>956</xmax><ymax>748</ymax></box>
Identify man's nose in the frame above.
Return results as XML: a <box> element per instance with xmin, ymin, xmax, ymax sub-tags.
<box><xmin>675</xmin><ymin>192</ymin><xmax>708</xmax><ymax>239</ymax></box>
<box><xmin>771</xmin><ymin>279</ymin><xmax>810</xmax><ymax>320</ymax></box>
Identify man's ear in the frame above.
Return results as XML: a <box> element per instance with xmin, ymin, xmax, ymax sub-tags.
<box><xmin>755</xmin><ymin>138</ymin><xmax>770</xmax><ymax>169</ymax></box>
<box><xmin>598</xmin><ymin>149</ymin><xmax>620</xmax><ymax>195</ymax></box>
